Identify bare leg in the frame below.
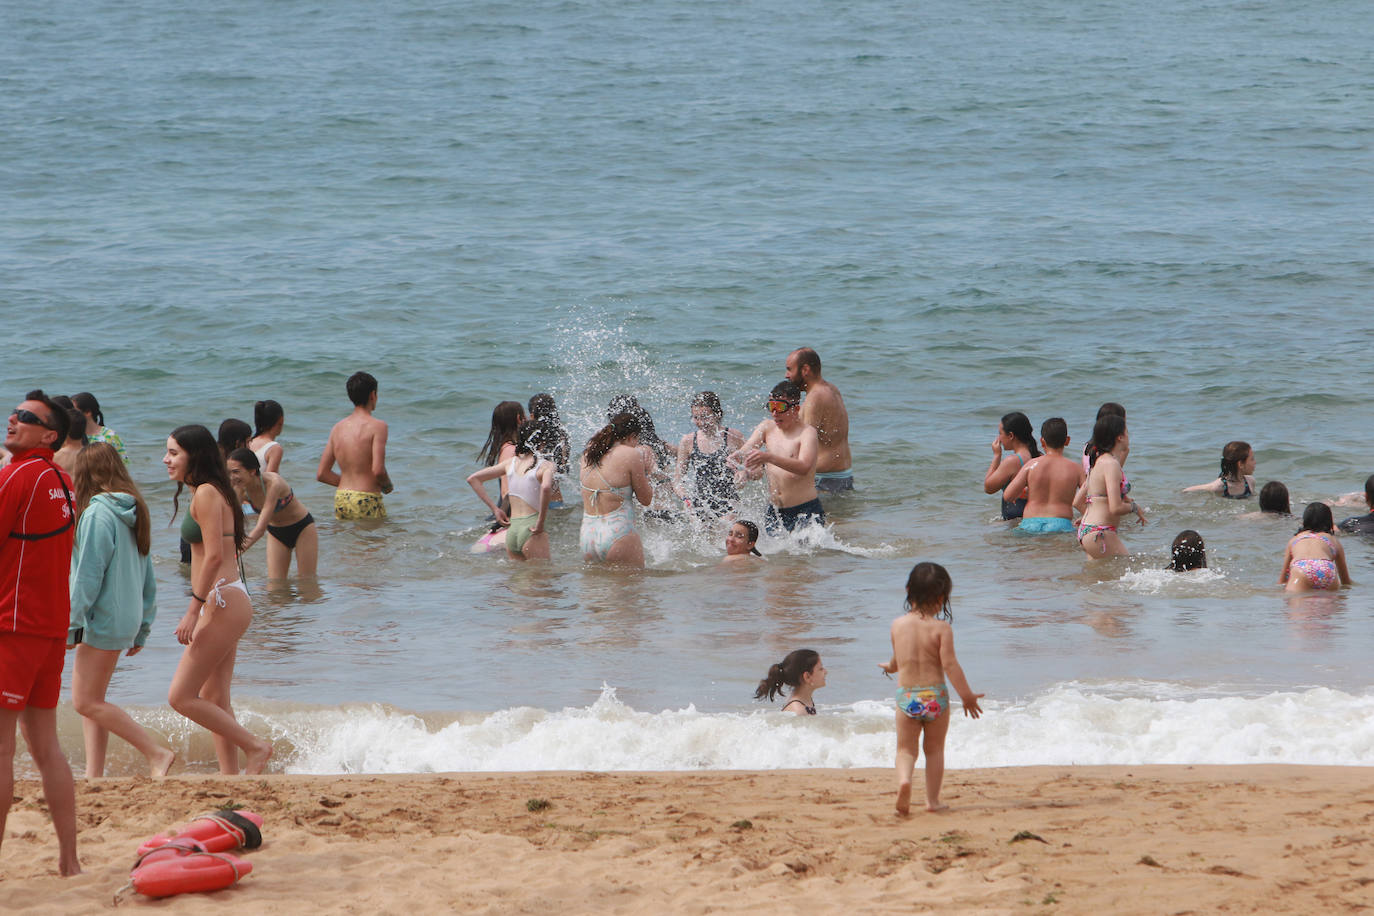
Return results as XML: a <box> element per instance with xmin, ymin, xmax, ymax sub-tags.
<box><xmin>893</xmin><ymin>710</ymin><xmax>920</xmax><ymax>816</ymax></box>
<box><xmin>265</xmin><ymin>535</ymin><xmax>290</xmax><ymax>579</ymax></box>
<box><xmin>922</xmin><ymin>710</ymin><xmax>953</xmax><ymax>811</ymax></box>
<box><xmin>0</xmin><ymin>710</ymin><xmax>17</xmax><ymax>857</ymax></box>
<box><xmin>604</xmin><ymin>532</ymin><xmax>646</xmax><ymax>568</ymax></box>
<box><xmin>167</xmin><ymin>591</ymin><xmax>272</xmax><ymax>775</ymax></box>
<box><xmin>522</xmin><ymin>530</ymin><xmax>551</xmax><ymax>561</ymax></box>
<box><xmin>72</xmin><ymin>645</ymin><xmax>174</xmax><ymax>778</ymax></box>
<box><xmin>293</xmin><ymin>522</ymin><xmax>319</xmax><ymax>578</ymax></box>
<box><xmin>16</xmin><ymin>707</ymin><xmax>80</xmax><ymax>875</ymax></box>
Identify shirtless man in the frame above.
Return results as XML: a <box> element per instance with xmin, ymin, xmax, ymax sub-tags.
<box><xmin>1001</xmin><ymin>418</ymin><xmax>1086</xmax><ymax>534</ymax></box>
<box><xmin>736</xmin><ymin>381</ymin><xmax>824</xmax><ymax>533</ymax></box>
<box><xmin>317</xmin><ymin>372</ymin><xmax>393</xmax><ymax>520</ymax></box>
<box><xmin>786</xmin><ymin>348</ymin><xmax>852</xmax><ymax>492</ymax></box>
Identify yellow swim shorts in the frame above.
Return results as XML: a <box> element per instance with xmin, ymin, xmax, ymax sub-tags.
<box><xmin>335</xmin><ymin>488</ymin><xmax>386</xmax><ymax>520</ymax></box>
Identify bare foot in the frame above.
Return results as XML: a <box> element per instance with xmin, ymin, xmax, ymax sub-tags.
<box><xmin>895</xmin><ymin>782</ymin><xmax>911</xmax><ymax>816</ymax></box>
<box><xmin>59</xmin><ymin>857</ymin><xmax>82</xmax><ymax>877</ymax></box>
<box><xmin>150</xmin><ymin>748</ymin><xmax>176</xmax><ymax>779</ymax></box>
<box><xmin>926</xmin><ymin>801</ymin><xmax>949</xmax><ymax>812</ymax></box>
<box><xmin>243</xmin><ymin>739</ymin><xmax>273</xmax><ymax>776</ymax></box>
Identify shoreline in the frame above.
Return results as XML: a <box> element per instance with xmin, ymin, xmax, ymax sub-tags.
<box><xmin>5</xmin><ymin>764</ymin><xmax>1371</xmax><ymax>913</ymax></box>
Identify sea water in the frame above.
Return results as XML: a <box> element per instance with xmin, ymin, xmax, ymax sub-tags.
<box><xmin>3</xmin><ymin>0</ymin><xmax>1372</xmax><ymax>775</ymax></box>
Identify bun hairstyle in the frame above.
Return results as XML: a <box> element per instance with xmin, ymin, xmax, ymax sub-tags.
<box><xmin>1000</xmin><ymin>412</ymin><xmax>1042</xmax><ymax>458</ymax></box>
<box><xmin>254</xmin><ymin>399</ymin><xmax>284</xmax><ymax>436</ymax></box>
<box><xmin>169</xmin><ymin>424</ymin><xmax>246</xmax><ymax>554</ymax></box>
<box><xmin>904</xmin><ymin>561</ymin><xmax>953</xmax><ymax>621</ymax></box>
<box><xmin>1167</xmin><ymin>530</ymin><xmax>1207</xmax><ymax>571</ymax></box>
<box><xmin>74</xmin><ymin>443</ymin><xmax>151</xmax><ymax>556</ymax></box>
<box><xmin>583</xmin><ymin>412</ymin><xmax>642</xmax><ymax>468</ymax></box>
<box><xmin>754</xmin><ymin>649</ymin><xmax>821</xmax><ymax>702</ymax></box>
<box><xmin>1299</xmin><ymin>502</ymin><xmax>1335</xmax><ymax>535</ymax></box>
<box><xmin>1219</xmin><ymin>441</ymin><xmax>1251</xmax><ymax>479</ymax></box>
<box><xmin>1086</xmin><ymin>415</ymin><xmax>1127</xmax><ymax>468</ymax></box>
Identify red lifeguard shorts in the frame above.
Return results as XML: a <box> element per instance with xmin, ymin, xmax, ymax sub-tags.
<box><xmin>0</xmin><ymin>633</ymin><xmax>66</xmax><ymax>710</ymax></box>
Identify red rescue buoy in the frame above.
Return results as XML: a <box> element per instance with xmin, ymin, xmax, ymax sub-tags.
<box><xmin>137</xmin><ymin>810</ymin><xmax>264</xmax><ymax>856</ymax></box>
<box><xmin>130</xmin><ymin>850</ymin><xmax>252</xmax><ymax>898</ymax></box>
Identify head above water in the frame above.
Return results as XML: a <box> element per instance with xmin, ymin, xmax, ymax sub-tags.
<box><xmin>1258</xmin><ymin>481</ymin><xmax>1291</xmax><ymax>514</ymax></box>
<box><xmin>583</xmin><ymin>411</ymin><xmax>642</xmax><ymax>468</ymax></box>
<box><xmin>254</xmin><ymin>399</ymin><xmax>284</xmax><ymax>436</ymax></box>
<box><xmin>1000</xmin><ymin>412</ymin><xmax>1041</xmax><ymax>457</ymax></box>
<box><xmin>904</xmin><ymin>561</ymin><xmax>953</xmax><ymax>621</ymax></box>
<box><xmin>691</xmin><ymin>391</ymin><xmax>724</xmax><ymax>425</ymax></box>
<box><xmin>1299</xmin><ymin>502</ymin><xmax>1335</xmax><ymax>534</ymax></box>
<box><xmin>478</xmin><ymin>400</ymin><xmax>526</xmax><ymax>466</ymax></box>
<box><xmin>1040</xmin><ymin>417</ymin><xmax>1068</xmax><ymax>451</ymax></box>
<box><xmin>1087</xmin><ymin>414</ymin><xmax>1128</xmax><ymax>466</ymax></box>
<box><xmin>1363</xmin><ymin>473</ymin><xmax>1374</xmax><ymax>508</ymax></box>
<box><xmin>218</xmin><ymin>418</ymin><xmax>253</xmax><ymax>458</ymax></box>
<box><xmin>71</xmin><ymin>391</ymin><xmax>104</xmax><ymax>426</ymax></box>
<box><xmin>785</xmin><ymin>348</ymin><xmax>822</xmax><ymax>388</ymax></box>
<box><xmin>346</xmin><ymin>371</ymin><xmax>377</xmax><ymax>407</ymax></box>
<box><xmin>753</xmin><ymin>648</ymin><xmax>822</xmax><ymax>703</ymax></box>
<box><xmin>768</xmin><ymin>380</ymin><xmax>802</xmax><ymax>415</ymax></box>
<box><xmin>1220</xmin><ymin>441</ymin><xmax>1252</xmax><ymax>479</ymax></box>
<box><xmin>726</xmin><ymin>520</ymin><xmax>762</xmax><ymax>557</ymax></box>
<box><xmin>528</xmin><ymin>393</ymin><xmax>559</xmax><ymax>422</ymax></box>
<box><xmin>1168</xmin><ymin>530</ymin><xmax>1207</xmax><ymax>571</ymax></box>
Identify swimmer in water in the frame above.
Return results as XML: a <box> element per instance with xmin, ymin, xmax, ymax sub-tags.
<box><xmin>316</xmin><ymin>372</ymin><xmax>393</xmax><ymax>520</ymax></box>
<box><xmin>1072</xmin><ymin>414</ymin><xmax>1145</xmax><ymax>559</ymax></box>
<box><xmin>1184</xmin><ymin>441</ymin><xmax>1256</xmax><ymax>499</ymax></box>
<box><xmin>983</xmin><ymin>411</ymin><xmax>1040</xmax><ymax>520</ymax></box>
<box><xmin>754</xmin><ymin>649</ymin><xmax>826</xmax><ymax>715</ymax></box>
<box><xmin>1280</xmin><ymin>503</ymin><xmax>1353</xmax><ymax>592</ymax></box>
<box><xmin>1166</xmin><ymin>530</ymin><xmax>1207</xmax><ymax>571</ymax></box>
<box><xmin>735</xmin><ymin>381</ymin><xmax>823</xmax><ymax>534</ymax></box>
<box><xmin>466</xmin><ymin>423</ymin><xmax>555</xmax><ymax>561</ymax></box>
<box><xmin>227</xmin><ymin>448</ymin><xmax>318</xmax><ymax>578</ymax></box>
<box><xmin>1001</xmin><ymin>417</ymin><xmax>1084</xmax><ymax>534</ymax></box>
<box><xmin>578</xmin><ymin>412</ymin><xmax>653</xmax><ymax>567</ymax></box>
<box><xmin>722</xmin><ymin>520</ymin><xmax>763</xmax><ymax>563</ymax></box>
<box><xmin>675</xmin><ymin>391</ymin><xmax>744</xmax><ymax>519</ymax></box>
<box><xmin>248</xmin><ymin>399</ymin><xmax>286</xmax><ymax>473</ymax></box>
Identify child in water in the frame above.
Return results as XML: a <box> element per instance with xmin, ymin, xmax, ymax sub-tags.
<box><xmin>722</xmin><ymin>520</ymin><xmax>763</xmax><ymax>563</ymax></box>
<box><xmin>879</xmin><ymin>562</ymin><xmax>983</xmax><ymax>815</ymax></box>
<box><xmin>1166</xmin><ymin>530</ymin><xmax>1207</xmax><ymax>571</ymax></box>
<box><xmin>754</xmin><ymin>649</ymin><xmax>826</xmax><ymax>715</ymax></box>
<box><xmin>1184</xmin><ymin>441</ymin><xmax>1257</xmax><ymax>498</ymax></box>
<box><xmin>1280</xmin><ymin>503</ymin><xmax>1353</xmax><ymax>592</ymax></box>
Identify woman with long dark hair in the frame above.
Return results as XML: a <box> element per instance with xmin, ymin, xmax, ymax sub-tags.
<box><xmin>163</xmin><ymin>424</ymin><xmax>273</xmax><ymax>774</ymax></box>
<box><xmin>982</xmin><ymin>411</ymin><xmax>1040</xmax><ymax>519</ymax></box>
<box><xmin>579</xmin><ymin>412</ymin><xmax>653</xmax><ymax>567</ymax></box>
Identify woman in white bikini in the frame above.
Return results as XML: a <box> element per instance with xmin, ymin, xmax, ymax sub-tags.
<box><xmin>164</xmin><ymin>425</ymin><xmax>273</xmax><ymax>774</ymax></box>
<box><xmin>578</xmin><ymin>412</ymin><xmax>653</xmax><ymax>567</ymax></box>
<box><xmin>467</xmin><ymin>423</ymin><xmax>555</xmax><ymax>561</ymax></box>
<box><xmin>248</xmin><ymin>399</ymin><xmax>285</xmax><ymax>473</ymax></box>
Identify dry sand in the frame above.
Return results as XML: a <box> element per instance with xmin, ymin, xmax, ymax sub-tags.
<box><xmin>4</xmin><ymin>766</ymin><xmax>1373</xmax><ymax>914</ymax></box>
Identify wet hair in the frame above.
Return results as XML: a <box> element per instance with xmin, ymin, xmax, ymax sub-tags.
<box><xmin>1001</xmin><ymin>412</ymin><xmax>1042</xmax><ymax>458</ymax></box>
<box><xmin>525</xmin><ymin>415</ymin><xmax>570</xmax><ymax>473</ymax></box>
<box><xmin>733</xmin><ymin>520</ymin><xmax>762</xmax><ymax>556</ymax></box>
<box><xmin>71</xmin><ymin>392</ymin><xmax>104</xmax><ymax>427</ymax></box>
<box><xmin>1039</xmin><ymin>417</ymin><xmax>1068</xmax><ymax>450</ymax></box>
<box><xmin>512</xmin><ymin>421</ymin><xmax>542</xmax><ymax>468</ymax></box>
<box><xmin>24</xmin><ymin>389</ymin><xmax>70</xmax><ymax>445</ymax></box>
<box><xmin>53</xmin><ymin>395</ymin><xmax>74</xmax><ymax>410</ymax></box>
<box><xmin>169</xmin><ymin>424</ymin><xmax>246</xmax><ymax>553</ymax></box>
<box><xmin>583</xmin><ymin>412</ymin><xmax>642</xmax><ymax>468</ymax></box>
<box><xmin>753</xmin><ymin>649</ymin><xmax>821</xmax><ymax>702</ymax></box>
<box><xmin>1259</xmin><ymin>481</ymin><xmax>1290</xmax><ymax>515</ymax></box>
<box><xmin>1220</xmin><ymin>441</ymin><xmax>1251</xmax><ymax>479</ymax></box>
<box><xmin>691</xmin><ymin>391</ymin><xmax>724</xmax><ymax>423</ymax></box>
<box><xmin>346</xmin><ymin>371</ymin><xmax>377</xmax><ymax>407</ymax></box>
<box><xmin>254</xmin><ymin>399</ymin><xmax>284</xmax><ymax>436</ymax></box>
<box><xmin>217</xmin><ymin>418</ymin><xmax>253</xmax><ymax>458</ymax></box>
<box><xmin>478</xmin><ymin>401</ymin><xmax>526</xmax><ymax>466</ymax></box>
<box><xmin>64</xmin><ymin>408</ymin><xmax>88</xmax><ymax>445</ymax></box>
<box><xmin>528</xmin><ymin>393</ymin><xmax>558</xmax><ymax>422</ymax></box>
<box><xmin>770</xmin><ymin>379</ymin><xmax>802</xmax><ymax>405</ymax></box>
<box><xmin>74</xmin><ymin>443</ymin><xmax>151</xmax><ymax>556</ymax></box>
<box><xmin>227</xmin><ymin>447</ymin><xmax>261</xmax><ymax>474</ymax></box>
<box><xmin>1363</xmin><ymin>473</ymin><xmax>1374</xmax><ymax>506</ymax></box>
<box><xmin>1085</xmin><ymin>404</ymin><xmax>1126</xmax><ymax>459</ymax></box>
<box><xmin>1086</xmin><ymin>415</ymin><xmax>1127</xmax><ymax>468</ymax></box>
<box><xmin>1167</xmin><ymin>530</ymin><xmax>1207</xmax><ymax>571</ymax></box>
<box><xmin>791</xmin><ymin>348</ymin><xmax>822</xmax><ymax>375</ymax></box>
<box><xmin>607</xmin><ymin>396</ymin><xmax>669</xmax><ymax>464</ymax></box>
<box><xmin>904</xmin><ymin>562</ymin><xmax>953</xmax><ymax>621</ymax></box>
<box><xmin>1299</xmin><ymin>502</ymin><xmax>1335</xmax><ymax>535</ymax></box>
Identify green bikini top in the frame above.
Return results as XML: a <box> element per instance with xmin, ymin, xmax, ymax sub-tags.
<box><xmin>179</xmin><ymin>511</ymin><xmax>203</xmax><ymax>544</ymax></box>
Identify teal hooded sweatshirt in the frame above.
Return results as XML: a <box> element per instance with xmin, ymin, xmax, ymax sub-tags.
<box><xmin>68</xmin><ymin>492</ymin><xmax>158</xmax><ymax>650</ymax></box>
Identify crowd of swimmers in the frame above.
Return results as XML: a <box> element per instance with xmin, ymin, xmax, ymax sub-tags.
<box><xmin>981</xmin><ymin>402</ymin><xmax>1364</xmax><ymax>590</ymax></box>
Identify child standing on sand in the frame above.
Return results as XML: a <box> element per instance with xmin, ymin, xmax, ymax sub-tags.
<box><xmin>879</xmin><ymin>562</ymin><xmax>983</xmax><ymax>815</ymax></box>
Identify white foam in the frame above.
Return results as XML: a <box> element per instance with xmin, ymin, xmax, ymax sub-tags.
<box><xmin>272</xmin><ymin>683</ymin><xmax>1374</xmax><ymax>775</ymax></box>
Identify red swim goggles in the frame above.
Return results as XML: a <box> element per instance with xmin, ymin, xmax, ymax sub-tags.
<box><xmin>766</xmin><ymin>399</ymin><xmax>798</xmax><ymax>414</ymax></box>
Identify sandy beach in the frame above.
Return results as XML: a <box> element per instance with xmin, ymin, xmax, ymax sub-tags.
<box><xmin>4</xmin><ymin>765</ymin><xmax>1372</xmax><ymax>913</ymax></box>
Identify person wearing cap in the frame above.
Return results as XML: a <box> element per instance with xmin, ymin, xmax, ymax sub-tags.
<box><xmin>0</xmin><ymin>390</ymin><xmax>80</xmax><ymax>876</ymax></box>
<box><xmin>734</xmin><ymin>380</ymin><xmax>824</xmax><ymax>533</ymax></box>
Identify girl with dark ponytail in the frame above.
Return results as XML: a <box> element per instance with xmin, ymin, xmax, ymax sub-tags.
<box><xmin>753</xmin><ymin>649</ymin><xmax>826</xmax><ymax>715</ymax></box>
<box><xmin>983</xmin><ymin>411</ymin><xmax>1040</xmax><ymax>519</ymax></box>
<box><xmin>248</xmin><ymin>399</ymin><xmax>286</xmax><ymax>473</ymax></box>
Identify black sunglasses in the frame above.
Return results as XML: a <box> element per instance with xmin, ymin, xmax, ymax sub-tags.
<box><xmin>11</xmin><ymin>408</ymin><xmax>54</xmax><ymax>431</ymax></box>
